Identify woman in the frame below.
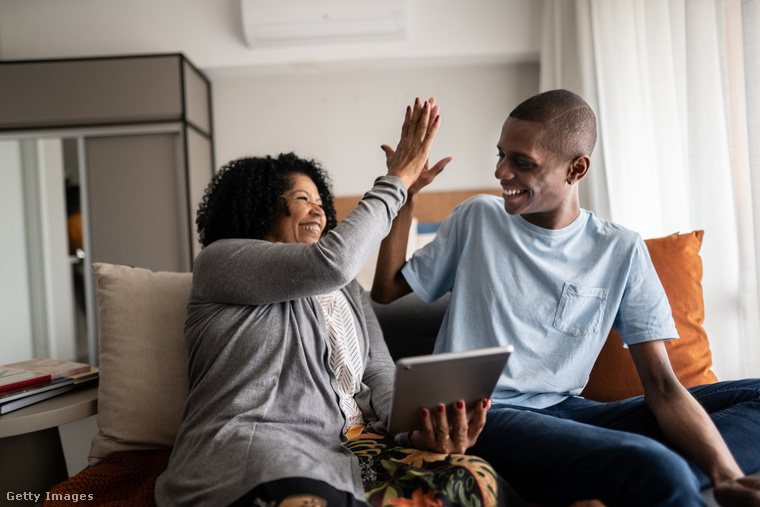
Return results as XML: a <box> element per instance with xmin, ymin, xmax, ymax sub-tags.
<box><xmin>154</xmin><ymin>100</ymin><xmax>524</xmax><ymax>507</ymax></box>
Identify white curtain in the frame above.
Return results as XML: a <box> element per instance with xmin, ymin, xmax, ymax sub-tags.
<box><xmin>541</xmin><ymin>0</ymin><xmax>760</xmax><ymax>379</ymax></box>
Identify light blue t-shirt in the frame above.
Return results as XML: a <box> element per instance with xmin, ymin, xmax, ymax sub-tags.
<box><xmin>402</xmin><ymin>195</ymin><xmax>678</xmax><ymax>409</ymax></box>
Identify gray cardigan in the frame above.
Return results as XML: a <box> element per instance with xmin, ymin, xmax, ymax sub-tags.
<box><xmin>155</xmin><ymin>176</ymin><xmax>406</xmax><ymax>506</ymax></box>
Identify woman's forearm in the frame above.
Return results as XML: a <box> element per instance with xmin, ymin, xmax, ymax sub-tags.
<box><xmin>194</xmin><ymin>176</ymin><xmax>407</xmax><ymax>306</ymax></box>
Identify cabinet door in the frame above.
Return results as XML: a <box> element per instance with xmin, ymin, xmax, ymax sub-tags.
<box><xmin>85</xmin><ymin>133</ymin><xmax>191</xmax><ymax>273</ymax></box>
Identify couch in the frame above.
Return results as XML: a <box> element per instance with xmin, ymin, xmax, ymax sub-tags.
<box><xmin>43</xmin><ymin>230</ymin><xmax>752</xmax><ymax>506</ymax></box>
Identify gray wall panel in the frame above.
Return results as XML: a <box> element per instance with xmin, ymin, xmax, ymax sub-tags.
<box><xmin>183</xmin><ymin>60</ymin><xmax>211</xmax><ymax>135</ymax></box>
<box><xmin>0</xmin><ymin>56</ymin><xmax>184</xmax><ymax>128</ymax></box>
<box><xmin>86</xmin><ymin>133</ymin><xmax>190</xmax><ymax>272</ymax></box>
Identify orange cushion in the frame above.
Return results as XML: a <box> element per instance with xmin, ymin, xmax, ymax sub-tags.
<box><xmin>581</xmin><ymin>230</ymin><xmax>718</xmax><ymax>402</ymax></box>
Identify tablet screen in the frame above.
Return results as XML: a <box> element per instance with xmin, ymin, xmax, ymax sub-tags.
<box><xmin>387</xmin><ymin>346</ymin><xmax>512</xmax><ymax>433</ymax></box>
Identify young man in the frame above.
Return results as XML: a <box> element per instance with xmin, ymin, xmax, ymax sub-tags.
<box><xmin>372</xmin><ymin>90</ymin><xmax>760</xmax><ymax>507</ymax></box>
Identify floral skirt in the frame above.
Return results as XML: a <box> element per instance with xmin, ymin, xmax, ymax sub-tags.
<box><xmin>345</xmin><ymin>427</ymin><xmax>525</xmax><ymax>507</ymax></box>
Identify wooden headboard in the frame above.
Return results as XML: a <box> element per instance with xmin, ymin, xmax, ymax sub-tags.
<box><xmin>333</xmin><ymin>188</ymin><xmax>501</xmax><ymax>223</ymax></box>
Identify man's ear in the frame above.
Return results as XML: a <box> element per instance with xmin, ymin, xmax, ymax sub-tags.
<box><xmin>566</xmin><ymin>155</ymin><xmax>590</xmax><ymax>184</ymax></box>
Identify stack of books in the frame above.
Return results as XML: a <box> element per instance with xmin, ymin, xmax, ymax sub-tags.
<box><xmin>0</xmin><ymin>358</ymin><xmax>99</xmax><ymax>415</ymax></box>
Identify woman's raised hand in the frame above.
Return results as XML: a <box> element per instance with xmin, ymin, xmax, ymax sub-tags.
<box><xmin>408</xmin><ymin>398</ymin><xmax>492</xmax><ymax>455</ymax></box>
<box><xmin>382</xmin><ymin>97</ymin><xmax>445</xmax><ymax>190</ymax></box>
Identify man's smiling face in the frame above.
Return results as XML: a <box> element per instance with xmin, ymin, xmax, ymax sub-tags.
<box><xmin>495</xmin><ymin>117</ymin><xmax>581</xmax><ymax>230</ymax></box>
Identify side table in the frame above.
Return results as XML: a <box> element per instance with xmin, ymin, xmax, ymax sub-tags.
<box><xmin>0</xmin><ymin>385</ymin><xmax>98</xmax><ymax>505</ymax></box>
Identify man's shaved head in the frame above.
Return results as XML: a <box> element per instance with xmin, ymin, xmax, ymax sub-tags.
<box><xmin>509</xmin><ymin>89</ymin><xmax>597</xmax><ymax>162</ymax></box>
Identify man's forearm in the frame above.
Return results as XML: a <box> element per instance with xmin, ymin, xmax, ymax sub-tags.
<box><xmin>631</xmin><ymin>340</ymin><xmax>744</xmax><ymax>487</ymax></box>
<box><xmin>647</xmin><ymin>381</ymin><xmax>743</xmax><ymax>486</ymax></box>
<box><xmin>371</xmin><ymin>193</ymin><xmax>416</xmax><ymax>303</ymax></box>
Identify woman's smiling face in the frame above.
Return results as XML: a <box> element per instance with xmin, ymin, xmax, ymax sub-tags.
<box><xmin>263</xmin><ymin>173</ymin><xmax>326</xmax><ymax>244</ymax></box>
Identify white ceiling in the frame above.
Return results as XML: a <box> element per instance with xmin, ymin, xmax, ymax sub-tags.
<box><xmin>0</xmin><ymin>0</ymin><xmax>542</xmax><ymax>77</ymax></box>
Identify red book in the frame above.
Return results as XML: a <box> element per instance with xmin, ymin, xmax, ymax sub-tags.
<box><xmin>0</xmin><ymin>368</ymin><xmax>51</xmax><ymax>393</ymax></box>
<box><xmin>3</xmin><ymin>358</ymin><xmax>91</xmax><ymax>380</ymax></box>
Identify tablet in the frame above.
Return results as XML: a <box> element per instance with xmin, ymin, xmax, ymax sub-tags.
<box><xmin>387</xmin><ymin>345</ymin><xmax>513</xmax><ymax>434</ymax></box>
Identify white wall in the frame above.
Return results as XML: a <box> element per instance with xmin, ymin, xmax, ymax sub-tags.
<box><xmin>36</xmin><ymin>139</ymin><xmax>76</xmax><ymax>361</ymax></box>
<box><xmin>213</xmin><ymin>62</ymin><xmax>540</xmax><ymax>196</ymax></box>
<box><xmin>0</xmin><ymin>140</ymin><xmax>34</xmax><ymax>363</ymax></box>
<box><xmin>0</xmin><ymin>139</ymin><xmax>76</xmax><ymax>364</ymax></box>
<box><xmin>0</xmin><ymin>0</ymin><xmax>541</xmax><ymax>74</ymax></box>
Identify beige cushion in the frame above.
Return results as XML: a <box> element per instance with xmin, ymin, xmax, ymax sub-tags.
<box><xmin>89</xmin><ymin>263</ymin><xmax>192</xmax><ymax>465</ymax></box>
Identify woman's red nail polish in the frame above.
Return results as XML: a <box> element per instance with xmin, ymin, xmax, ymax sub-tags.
<box><xmin>482</xmin><ymin>399</ymin><xmax>489</xmax><ymax>409</ymax></box>
<box><xmin>457</xmin><ymin>400</ymin><xmax>465</xmax><ymax>409</ymax></box>
<box><xmin>437</xmin><ymin>404</ymin><xmax>445</xmax><ymax>413</ymax></box>
<box><xmin>421</xmin><ymin>408</ymin><xmax>429</xmax><ymax>418</ymax></box>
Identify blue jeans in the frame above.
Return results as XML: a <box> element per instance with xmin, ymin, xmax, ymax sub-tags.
<box><xmin>469</xmin><ymin>379</ymin><xmax>760</xmax><ymax>507</ymax></box>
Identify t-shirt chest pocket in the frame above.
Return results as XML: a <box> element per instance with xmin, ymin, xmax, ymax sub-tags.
<box><xmin>553</xmin><ymin>282</ymin><xmax>608</xmax><ymax>336</ymax></box>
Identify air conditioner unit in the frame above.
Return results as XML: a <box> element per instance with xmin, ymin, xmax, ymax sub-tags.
<box><xmin>241</xmin><ymin>0</ymin><xmax>407</xmax><ymax>48</ymax></box>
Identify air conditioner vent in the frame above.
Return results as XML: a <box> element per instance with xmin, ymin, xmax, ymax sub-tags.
<box><xmin>242</xmin><ymin>0</ymin><xmax>407</xmax><ymax>48</ymax></box>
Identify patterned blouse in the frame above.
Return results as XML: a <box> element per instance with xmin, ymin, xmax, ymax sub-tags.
<box><xmin>317</xmin><ymin>290</ymin><xmax>366</xmax><ymax>428</ymax></box>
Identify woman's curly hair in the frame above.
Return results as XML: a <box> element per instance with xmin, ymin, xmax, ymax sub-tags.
<box><xmin>196</xmin><ymin>153</ymin><xmax>338</xmax><ymax>248</ymax></box>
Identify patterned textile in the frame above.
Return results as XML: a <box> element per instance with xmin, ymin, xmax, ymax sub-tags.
<box><xmin>317</xmin><ymin>290</ymin><xmax>365</xmax><ymax>427</ymax></box>
<box><xmin>43</xmin><ymin>443</ymin><xmax>525</xmax><ymax>507</ymax></box>
<box><xmin>345</xmin><ymin>426</ymin><xmax>521</xmax><ymax>507</ymax></box>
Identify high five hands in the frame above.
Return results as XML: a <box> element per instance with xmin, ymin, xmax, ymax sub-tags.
<box><xmin>384</xmin><ymin>97</ymin><xmax>453</xmax><ymax>192</ymax></box>
<box><xmin>408</xmin><ymin>398</ymin><xmax>492</xmax><ymax>454</ymax></box>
